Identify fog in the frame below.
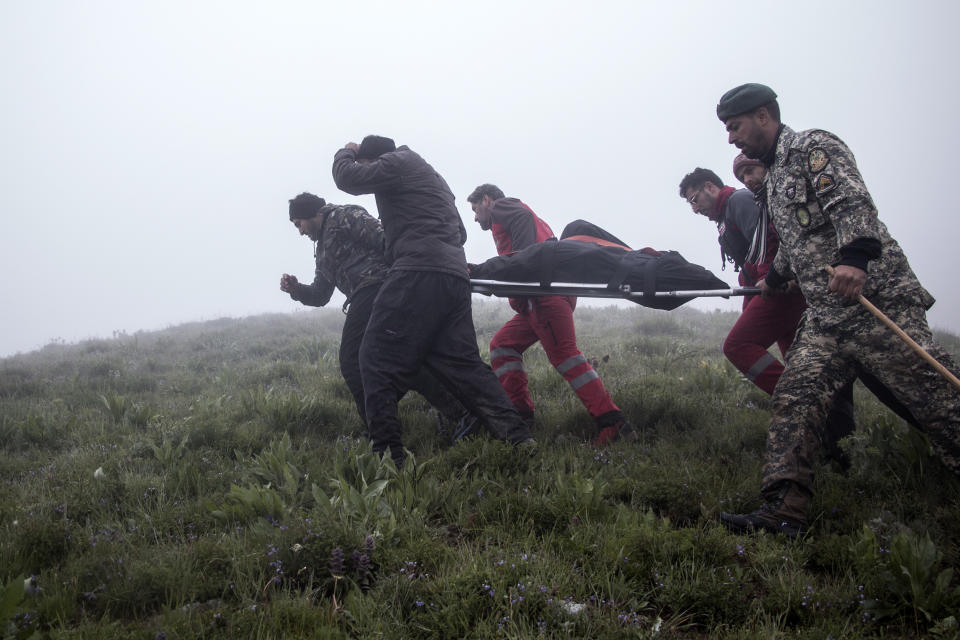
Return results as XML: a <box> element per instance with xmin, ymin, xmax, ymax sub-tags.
<box><xmin>2</xmin><ymin>1</ymin><xmax>958</xmax><ymax>357</ymax></box>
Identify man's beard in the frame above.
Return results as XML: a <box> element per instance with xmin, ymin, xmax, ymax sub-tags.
<box><xmin>740</xmin><ymin>144</ymin><xmax>762</xmax><ymax>160</ymax></box>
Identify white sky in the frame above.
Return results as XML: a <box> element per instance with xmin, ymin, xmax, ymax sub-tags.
<box><xmin>2</xmin><ymin>1</ymin><xmax>958</xmax><ymax>357</ymax></box>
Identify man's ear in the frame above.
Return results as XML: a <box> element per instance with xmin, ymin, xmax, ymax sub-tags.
<box><xmin>755</xmin><ymin>107</ymin><xmax>770</xmax><ymax>126</ymax></box>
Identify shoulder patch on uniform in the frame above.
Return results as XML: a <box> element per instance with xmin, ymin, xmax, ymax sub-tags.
<box><xmin>785</xmin><ymin>185</ymin><xmax>796</xmax><ymax>199</ymax></box>
<box><xmin>808</xmin><ymin>148</ymin><xmax>829</xmax><ymax>173</ymax></box>
<box><xmin>796</xmin><ymin>207</ymin><xmax>811</xmax><ymax>227</ymax></box>
<box><xmin>815</xmin><ymin>173</ymin><xmax>836</xmax><ymax>195</ymax></box>
<box><xmin>822</xmin><ymin>196</ymin><xmax>844</xmax><ymax>212</ymax></box>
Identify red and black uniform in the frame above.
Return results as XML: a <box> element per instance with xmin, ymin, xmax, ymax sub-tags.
<box><xmin>485</xmin><ymin>198</ymin><xmax>624</xmax><ymax>431</ymax></box>
<box><xmin>713</xmin><ymin>186</ymin><xmax>806</xmax><ymax>394</ymax></box>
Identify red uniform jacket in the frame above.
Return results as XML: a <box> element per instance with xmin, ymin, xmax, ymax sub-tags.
<box><xmin>488</xmin><ymin>198</ymin><xmax>564</xmax><ymax>313</ymax></box>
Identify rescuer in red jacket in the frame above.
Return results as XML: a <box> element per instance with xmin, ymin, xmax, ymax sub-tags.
<box><xmin>467</xmin><ymin>184</ymin><xmax>637</xmax><ymax>445</ymax></box>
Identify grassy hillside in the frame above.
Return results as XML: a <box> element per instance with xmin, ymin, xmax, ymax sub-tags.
<box><xmin>2</xmin><ymin>301</ymin><xmax>959</xmax><ymax>639</ymax></box>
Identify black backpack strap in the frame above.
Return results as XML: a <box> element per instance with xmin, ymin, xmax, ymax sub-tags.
<box><xmin>608</xmin><ymin>251</ymin><xmax>661</xmax><ymax>298</ymax></box>
<box><xmin>643</xmin><ymin>254</ymin><xmax>658</xmax><ymax>298</ymax></box>
<box><xmin>607</xmin><ymin>252</ymin><xmax>634</xmax><ymax>291</ymax></box>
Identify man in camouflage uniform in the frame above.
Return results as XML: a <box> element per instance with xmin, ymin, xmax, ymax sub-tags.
<box><xmin>714</xmin><ymin>83</ymin><xmax>960</xmax><ymax>537</ymax></box>
<box><xmin>281</xmin><ymin>192</ymin><xmax>477</xmax><ymax>436</ymax></box>
<box><xmin>679</xmin><ymin>166</ymin><xmax>915</xmax><ymax>466</ymax></box>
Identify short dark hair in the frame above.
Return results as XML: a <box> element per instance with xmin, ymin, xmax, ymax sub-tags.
<box><xmin>467</xmin><ymin>183</ymin><xmax>505</xmax><ymax>204</ymax></box>
<box><xmin>678</xmin><ymin>168</ymin><xmax>723</xmax><ymax>198</ymax></box>
<box><xmin>289</xmin><ymin>192</ymin><xmax>326</xmax><ymax>219</ymax></box>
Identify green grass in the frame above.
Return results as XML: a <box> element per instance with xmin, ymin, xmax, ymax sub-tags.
<box><xmin>1</xmin><ymin>302</ymin><xmax>959</xmax><ymax>639</ymax></box>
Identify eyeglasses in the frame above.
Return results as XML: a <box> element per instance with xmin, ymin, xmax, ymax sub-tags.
<box><xmin>685</xmin><ymin>186</ymin><xmax>703</xmax><ymax>207</ymax></box>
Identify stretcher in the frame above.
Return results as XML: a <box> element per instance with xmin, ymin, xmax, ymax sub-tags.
<box><xmin>467</xmin><ymin>220</ymin><xmax>760</xmax><ymax>310</ymax></box>
<box><xmin>470</xmin><ymin>279</ymin><xmax>760</xmax><ymax>303</ymax></box>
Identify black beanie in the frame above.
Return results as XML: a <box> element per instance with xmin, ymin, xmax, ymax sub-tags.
<box><xmin>356</xmin><ymin>135</ymin><xmax>396</xmax><ymax>160</ymax></box>
<box><xmin>289</xmin><ymin>192</ymin><xmax>326</xmax><ymax>220</ymax></box>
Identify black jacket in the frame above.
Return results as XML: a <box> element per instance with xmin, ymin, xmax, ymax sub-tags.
<box><xmin>332</xmin><ymin>145</ymin><xmax>468</xmax><ymax>279</ymax></box>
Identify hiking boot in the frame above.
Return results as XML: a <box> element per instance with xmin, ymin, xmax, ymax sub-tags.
<box><xmin>720</xmin><ymin>503</ymin><xmax>807</xmax><ymax>538</ymax></box>
<box><xmin>592</xmin><ymin>418</ymin><xmax>638</xmax><ymax>446</ymax></box>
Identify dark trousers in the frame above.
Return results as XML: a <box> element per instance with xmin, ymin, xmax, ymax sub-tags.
<box><xmin>359</xmin><ymin>271</ymin><xmax>531</xmax><ymax>463</ymax></box>
<box><xmin>340</xmin><ymin>283</ymin><xmax>469</xmax><ymax>427</ymax></box>
<box><xmin>724</xmin><ymin>291</ymin><xmax>916</xmax><ymax>460</ymax></box>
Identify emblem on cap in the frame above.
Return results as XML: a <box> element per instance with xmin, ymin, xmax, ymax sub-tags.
<box><xmin>808</xmin><ymin>148</ymin><xmax>829</xmax><ymax>173</ymax></box>
<box><xmin>815</xmin><ymin>173</ymin><xmax>836</xmax><ymax>195</ymax></box>
<box><xmin>796</xmin><ymin>207</ymin><xmax>811</xmax><ymax>227</ymax></box>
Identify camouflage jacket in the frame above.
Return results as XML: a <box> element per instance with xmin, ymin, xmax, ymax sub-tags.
<box><xmin>291</xmin><ymin>204</ymin><xmax>389</xmax><ymax>307</ymax></box>
<box><xmin>765</xmin><ymin>125</ymin><xmax>933</xmax><ymax>326</ymax></box>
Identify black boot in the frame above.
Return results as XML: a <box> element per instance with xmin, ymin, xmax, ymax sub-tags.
<box><xmin>720</xmin><ymin>503</ymin><xmax>807</xmax><ymax>538</ymax></box>
<box><xmin>720</xmin><ymin>481</ymin><xmax>810</xmax><ymax>538</ymax></box>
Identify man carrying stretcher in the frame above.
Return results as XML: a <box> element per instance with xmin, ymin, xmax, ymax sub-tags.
<box><xmin>467</xmin><ymin>184</ymin><xmax>637</xmax><ymax>445</ymax></box>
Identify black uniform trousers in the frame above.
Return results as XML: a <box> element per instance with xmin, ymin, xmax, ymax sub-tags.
<box><xmin>340</xmin><ymin>282</ymin><xmax>469</xmax><ymax>427</ymax></box>
<box><xmin>359</xmin><ymin>270</ymin><xmax>532</xmax><ymax>464</ymax></box>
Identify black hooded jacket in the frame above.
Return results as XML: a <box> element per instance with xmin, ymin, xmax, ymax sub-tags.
<box><xmin>332</xmin><ymin>145</ymin><xmax>469</xmax><ymax>279</ymax></box>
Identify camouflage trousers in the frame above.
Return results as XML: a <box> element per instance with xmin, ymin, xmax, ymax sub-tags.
<box><xmin>762</xmin><ymin>301</ymin><xmax>960</xmax><ymax>509</ymax></box>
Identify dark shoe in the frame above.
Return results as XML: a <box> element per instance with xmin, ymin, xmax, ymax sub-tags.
<box><xmin>452</xmin><ymin>414</ymin><xmax>482</xmax><ymax>441</ymax></box>
<box><xmin>720</xmin><ymin>503</ymin><xmax>807</xmax><ymax>538</ymax></box>
<box><xmin>592</xmin><ymin>418</ymin><xmax>638</xmax><ymax>446</ymax></box>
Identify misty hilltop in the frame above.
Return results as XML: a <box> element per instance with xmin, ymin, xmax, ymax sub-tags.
<box><xmin>2</xmin><ymin>299</ymin><xmax>960</xmax><ymax>637</ymax></box>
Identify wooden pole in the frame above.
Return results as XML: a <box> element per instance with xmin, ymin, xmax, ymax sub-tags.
<box><xmin>826</xmin><ymin>266</ymin><xmax>960</xmax><ymax>391</ymax></box>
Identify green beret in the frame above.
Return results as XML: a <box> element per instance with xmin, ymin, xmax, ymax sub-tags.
<box><xmin>716</xmin><ymin>83</ymin><xmax>777</xmax><ymax>121</ymax></box>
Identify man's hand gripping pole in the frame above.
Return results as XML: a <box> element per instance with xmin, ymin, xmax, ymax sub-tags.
<box><xmin>825</xmin><ymin>265</ymin><xmax>960</xmax><ymax>391</ymax></box>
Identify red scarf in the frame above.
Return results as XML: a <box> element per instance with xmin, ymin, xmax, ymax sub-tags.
<box><xmin>712</xmin><ymin>186</ymin><xmax>736</xmax><ymax>221</ymax></box>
